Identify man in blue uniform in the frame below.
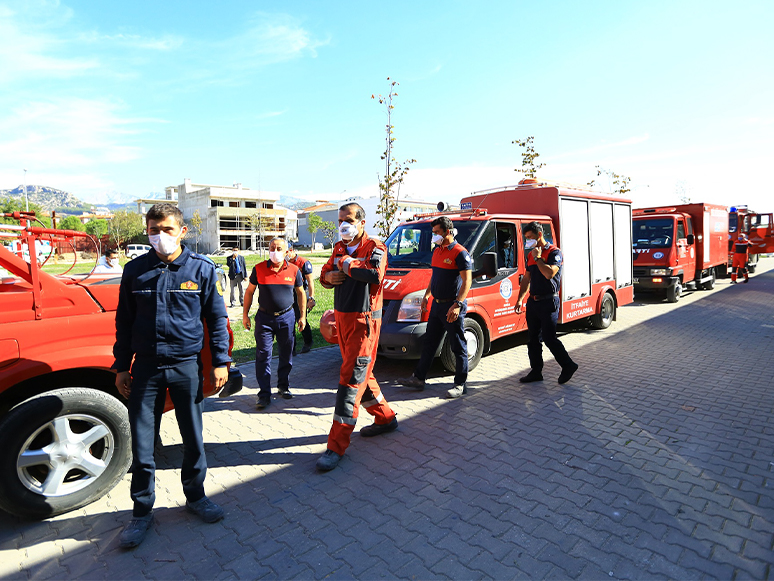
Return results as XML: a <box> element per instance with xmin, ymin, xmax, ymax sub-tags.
<box><xmin>515</xmin><ymin>221</ymin><xmax>578</xmax><ymax>384</ymax></box>
<box><xmin>114</xmin><ymin>203</ymin><xmax>231</xmax><ymax>549</ymax></box>
<box><xmin>227</xmin><ymin>247</ymin><xmax>247</xmax><ymax>307</ymax></box>
<box><xmin>242</xmin><ymin>238</ymin><xmax>306</xmax><ymax>409</ymax></box>
<box><xmin>398</xmin><ymin>216</ymin><xmax>473</xmax><ymax>398</ymax></box>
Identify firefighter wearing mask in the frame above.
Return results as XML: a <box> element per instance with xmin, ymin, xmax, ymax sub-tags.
<box><xmin>731</xmin><ymin>233</ymin><xmax>750</xmax><ymax>284</ymax></box>
<box><xmin>316</xmin><ymin>202</ymin><xmax>398</xmax><ymax>472</ymax></box>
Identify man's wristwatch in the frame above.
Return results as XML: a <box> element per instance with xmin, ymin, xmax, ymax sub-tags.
<box><xmin>454</xmin><ymin>300</ymin><xmax>463</xmax><ymax>307</ymax></box>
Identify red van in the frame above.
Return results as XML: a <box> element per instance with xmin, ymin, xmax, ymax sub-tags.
<box><xmin>378</xmin><ymin>180</ymin><xmax>634</xmax><ymax>372</ymax></box>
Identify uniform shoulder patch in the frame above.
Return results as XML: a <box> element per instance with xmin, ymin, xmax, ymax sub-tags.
<box><xmin>181</xmin><ymin>280</ymin><xmax>199</xmax><ymax>290</ymax></box>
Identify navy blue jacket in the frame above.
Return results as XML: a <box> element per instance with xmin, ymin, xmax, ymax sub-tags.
<box><xmin>113</xmin><ymin>245</ymin><xmax>231</xmax><ymax>372</ymax></box>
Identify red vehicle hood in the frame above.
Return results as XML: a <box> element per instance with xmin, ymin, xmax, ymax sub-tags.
<box><xmin>383</xmin><ymin>267</ymin><xmax>431</xmax><ymax>301</ymax></box>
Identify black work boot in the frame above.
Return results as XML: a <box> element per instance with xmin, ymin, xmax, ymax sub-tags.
<box><xmin>360</xmin><ymin>417</ymin><xmax>398</xmax><ymax>437</ymax></box>
<box><xmin>519</xmin><ymin>370</ymin><xmax>544</xmax><ymax>383</ymax></box>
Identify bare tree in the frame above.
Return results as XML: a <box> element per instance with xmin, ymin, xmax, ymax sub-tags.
<box><xmin>512</xmin><ymin>136</ymin><xmax>545</xmax><ymax>178</ymax></box>
<box><xmin>589</xmin><ymin>166</ymin><xmax>632</xmax><ymax>196</ymax></box>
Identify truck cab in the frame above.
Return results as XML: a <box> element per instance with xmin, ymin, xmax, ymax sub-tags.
<box><xmin>729</xmin><ymin>206</ymin><xmax>774</xmax><ymax>272</ymax></box>
<box><xmin>378</xmin><ymin>180</ymin><xmax>634</xmax><ymax>373</ymax></box>
<box><xmin>633</xmin><ymin>204</ymin><xmax>728</xmax><ymax>302</ymax></box>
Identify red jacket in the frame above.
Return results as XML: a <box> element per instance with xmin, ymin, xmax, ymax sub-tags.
<box><xmin>320</xmin><ymin>232</ymin><xmax>387</xmax><ymax>315</ymax></box>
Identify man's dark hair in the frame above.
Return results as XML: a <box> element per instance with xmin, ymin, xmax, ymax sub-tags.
<box><xmin>104</xmin><ymin>247</ymin><xmax>118</xmax><ymax>257</ymax></box>
<box><xmin>431</xmin><ymin>216</ymin><xmax>454</xmax><ymax>234</ymax></box>
<box><xmin>340</xmin><ymin>202</ymin><xmax>365</xmax><ymax>221</ymax></box>
<box><xmin>524</xmin><ymin>221</ymin><xmax>543</xmax><ymax>237</ymax></box>
<box><xmin>146</xmin><ymin>203</ymin><xmax>184</xmax><ymax>228</ymax></box>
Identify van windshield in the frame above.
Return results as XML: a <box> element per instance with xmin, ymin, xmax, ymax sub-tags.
<box><xmin>385</xmin><ymin>220</ymin><xmax>484</xmax><ymax>267</ymax></box>
<box><xmin>633</xmin><ymin>218</ymin><xmax>674</xmax><ymax>249</ymax></box>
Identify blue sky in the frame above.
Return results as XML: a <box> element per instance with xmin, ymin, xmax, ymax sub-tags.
<box><xmin>1</xmin><ymin>0</ymin><xmax>772</xmax><ymax>212</ymax></box>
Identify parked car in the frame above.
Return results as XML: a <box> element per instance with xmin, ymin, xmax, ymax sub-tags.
<box><xmin>126</xmin><ymin>244</ymin><xmax>151</xmax><ymax>259</ymax></box>
<box><xmin>0</xmin><ymin>217</ymin><xmax>242</xmax><ymax>519</ymax></box>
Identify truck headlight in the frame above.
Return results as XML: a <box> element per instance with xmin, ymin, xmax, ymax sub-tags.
<box><xmin>397</xmin><ymin>290</ymin><xmax>425</xmax><ymax>322</ymax></box>
<box><xmin>650</xmin><ymin>268</ymin><xmax>671</xmax><ymax>276</ymax></box>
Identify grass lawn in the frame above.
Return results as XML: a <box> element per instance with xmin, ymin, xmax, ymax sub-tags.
<box><xmin>36</xmin><ymin>249</ymin><xmax>339</xmax><ymax>365</ymax></box>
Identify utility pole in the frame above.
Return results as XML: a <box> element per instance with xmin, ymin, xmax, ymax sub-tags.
<box><xmin>23</xmin><ymin>168</ymin><xmax>28</xmax><ymax>211</ymax></box>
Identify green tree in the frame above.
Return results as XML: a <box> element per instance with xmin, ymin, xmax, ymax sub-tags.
<box><xmin>187</xmin><ymin>209</ymin><xmax>203</xmax><ymax>252</ymax></box>
<box><xmin>306</xmin><ymin>212</ymin><xmax>323</xmax><ymax>248</ymax></box>
<box><xmin>0</xmin><ymin>198</ymin><xmax>50</xmax><ymax>227</ymax></box>
<box><xmin>109</xmin><ymin>210</ymin><xmax>144</xmax><ymax>252</ymax></box>
<box><xmin>589</xmin><ymin>166</ymin><xmax>632</xmax><ymax>196</ymax></box>
<box><xmin>512</xmin><ymin>136</ymin><xmax>545</xmax><ymax>178</ymax></box>
<box><xmin>372</xmin><ymin>78</ymin><xmax>416</xmax><ymax>239</ymax></box>
<box><xmin>58</xmin><ymin>215</ymin><xmax>85</xmax><ymax>231</ymax></box>
<box><xmin>85</xmin><ymin>219</ymin><xmax>109</xmax><ymax>237</ymax></box>
<box><xmin>320</xmin><ymin>220</ymin><xmax>338</xmax><ymax>248</ymax></box>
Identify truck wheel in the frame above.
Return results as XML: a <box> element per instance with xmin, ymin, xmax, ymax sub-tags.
<box><xmin>0</xmin><ymin>388</ymin><xmax>131</xmax><ymax>519</ymax></box>
<box><xmin>440</xmin><ymin>318</ymin><xmax>484</xmax><ymax>374</ymax></box>
<box><xmin>667</xmin><ymin>282</ymin><xmax>682</xmax><ymax>303</ymax></box>
<box><xmin>748</xmin><ymin>265</ymin><xmax>756</xmax><ymax>274</ymax></box>
<box><xmin>702</xmin><ymin>269</ymin><xmax>716</xmax><ymax>290</ymax></box>
<box><xmin>590</xmin><ymin>293</ymin><xmax>615</xmax><ymax>329</ymax></box>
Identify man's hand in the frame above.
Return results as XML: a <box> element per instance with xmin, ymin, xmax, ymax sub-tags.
<box><xmin>421</xmin><ymin>295</ymin><xmax>429</xmax><ymax>312</ymax></box>
<box><xmin>325</xmin><ymin>270</ymin><xmax>347</xmax><ymax>285</ymax></box>
<box><xmin>212</xmin><ymin>366</ymin><xmax>228</xmax><ymax>390</ymax></box>
<box><xmin>242</xmin><ymin>314</ymin><xmax>252</xmax><ymax>330</ymax></box>
<box><xmin>447</xmin><ymin>304</ymin><xmax>461</xmax><ymax>323</ymax></box>
<box><xmin>116</xmin><ymin>371</ymin><xmax>132</xmax><ymax>399</ymax></box>
<box><xmin>298</xmin><ymin>316</ymin><xmax>306</xmax><ymax>332</ymax></box>
<box><xmin>531</xmin><ymin>247</ymin><xmax>542</xmax><ymax>261</ymax></box>
<box><xmin>515</xmin><ymin>301</ymin><xmax>524</xmax><ymax>315</ymax></box>
<box><xmin>307</xmin><ymin>297</ymin><xmax>316</xmax><ymax>312</ymax></box>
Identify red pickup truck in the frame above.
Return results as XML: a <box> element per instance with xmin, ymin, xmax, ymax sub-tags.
<box><xmin>0</xmin><ymin>212</ymin><xmax>241</xmax><ymax>518</ymax></box>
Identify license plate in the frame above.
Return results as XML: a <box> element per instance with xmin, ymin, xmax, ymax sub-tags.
<box><xmin>633</xmin><ymin>277</ymin><xmax>639</xmax><ymax>284</ymax></box>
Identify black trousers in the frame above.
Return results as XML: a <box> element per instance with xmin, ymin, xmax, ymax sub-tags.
<box><xmin>414</xmin><ymin>301</ymin><xmax>468</xmax><ymax>386</ymax></box>
<box><xmin>127</xmin><ymin>358</ymin><xmax>206</xmax><ymax>517</ymax></box>
<box><xmin>526</xmin><ymin>296</ymin><xmax>574</xmax><ymax>372</ymax></box>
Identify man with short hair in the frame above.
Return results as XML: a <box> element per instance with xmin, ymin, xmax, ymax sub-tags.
<box><xmin>114</xmin><ymin>203</ymin><xmax>230</xmax><ymax>549</ymax></box>
<box><xmin>286</xmin><ymin>242</ymin><xmax>316</xmax><ymax>353</ymax></box>
<box><xmin>93</xmin><ymin>248</ymin><xmax>122</xmax><ymax>274</ymax></box>
<box><xmin>515</xmin><ymin>221</ymin><xmax>578</xmax><ymax>384</ymax></box>
<box><xmin>227</xmin><ymin>247</ymin><xmax>247</xmax><ymax>307</ymax></box>
<box><xmin>316</xmin><ymin>203</ymin><xmax>397</xmax><ymax>472</ymax></box>
<box><xmin>243</xmin><ymin>238</ymin><xmax>306</xmax><ymax>408</ymax></box>
<box><xmin>398</xmin><ymin>216</ymin><xmax>473</xmax><ymax>398</ymax></box>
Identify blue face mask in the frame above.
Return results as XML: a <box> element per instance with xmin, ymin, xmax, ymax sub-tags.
<box><xmin>525</xmin><ymin>239</ymin><xmax>537</xmax><ymax>250</ymax></box>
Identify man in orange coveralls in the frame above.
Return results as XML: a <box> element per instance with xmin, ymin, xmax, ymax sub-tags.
<box><xmin>731</xmin><ymin>233</ymin><xmax>750</xmax><ymax>284</ymax></box>
<box><xmin>316</xmin><ymin>202</ymin><xmax>398</xmax><ymax>471</ymax></box>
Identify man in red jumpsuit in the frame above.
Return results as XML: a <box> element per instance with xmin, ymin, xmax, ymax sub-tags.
<box><xmin>316</xmin><ymin>202</ymin><xmax>398</xmax><ymax>471</ymax></box>
<box><xmin>731</xmin><ymin>233</ymin><xmax>750</xmax><ymax>284</ymax></box>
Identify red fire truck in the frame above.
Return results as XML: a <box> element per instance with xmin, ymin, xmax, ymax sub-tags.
<box><xmin>0</xmin><ymin>212</ymin><xmax>241</xmax><ymax>518</ymax></box>
<box><xmin>728</xmin><ymin>206</ymin><xmax>774</xmax><ymax>273</ymax></box>
<box><xmin>632</xmin><ymin>204</ymin><xmax>729</xmax><ymax>302</ymax></box>
<box><xmin>377</xmin><ymin>179</ymin><xmax>634</xmax><ymax>372</ymax></box>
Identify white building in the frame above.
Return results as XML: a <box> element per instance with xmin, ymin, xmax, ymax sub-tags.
<box><xmin>296</xmin><ymin>196</ymin><xmax>441</xmax><ymax>247</ymax></box>
<box><xmin>169</xmin><ymin>178</ymin><xmax>297</xmax><ymax>254</ymax></box>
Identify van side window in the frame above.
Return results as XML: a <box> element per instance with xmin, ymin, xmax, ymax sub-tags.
<box><xmin>677</xmin><ymin>221</ymin><xmax>686</xmax><ymax>240</ymax></box>
<box><xmin>495</xmin><ymin>223</ymin><xmax>517</xmax><ymax>269</ymax></box>
<box><xmin>470</xmin><ymin>222</ymin><xmax>496</xmax><ymax>271</ymax></box>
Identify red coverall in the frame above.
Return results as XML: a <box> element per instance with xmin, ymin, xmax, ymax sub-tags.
<box><xmin>319</xmin><ymin>232</ymin><xmax>396</xmax><ymax>455</ymax></box>
<box><xmin>731</xmin><ymin>240</ymin><xmax>749</xmax><ymax>283</ymax></box>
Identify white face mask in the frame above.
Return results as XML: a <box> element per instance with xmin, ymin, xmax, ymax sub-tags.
<box><xmin>149</xmin><ymin>232</ymin><xmax>180</xmax><ymax>256</ymax></box>
<box><xmin>524</xmin><ymin>239</ymin><xmax>537</xmax><ymax>250</ymax></box>
<box><xmin>339</xmin><ymin>222</ymin><xmax>358</xmax><ymax>241</ymax></box>
<box><xmin>269</xmin><ymin>250</ymin><xmax>285</xmax><ymax>264</ymax></box>
<box><xmin>432</xmin><ymin>233</ymin><xmax>444</xmax><ymax>245</ymax></box>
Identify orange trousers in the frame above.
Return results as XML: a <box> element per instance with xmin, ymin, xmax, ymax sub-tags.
<box><xmin>731</xmin><ymin>253</ymin><xmax>748</xmax><ymax>282</ymax></box>
<box><xmin>327</xmin><ymin>312</ymin><xmax>395</xmax><ymax>455</ymax></box>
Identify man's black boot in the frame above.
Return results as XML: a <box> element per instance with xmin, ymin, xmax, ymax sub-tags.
<box><xmin>558</xmin><ymin>363</ymin><xmax>579</xmax><ymax>384</ymax></box>
<box><xmin>519</xmin><ymin>371</ymin><xmax>543</xmax><ymax>383</ymax></box>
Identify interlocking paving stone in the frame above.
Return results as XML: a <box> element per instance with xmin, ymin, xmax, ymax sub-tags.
<box><xmin>2</xmin><ymin>260</ymin><xmax>774</xmax><ymax>579</ymax></box>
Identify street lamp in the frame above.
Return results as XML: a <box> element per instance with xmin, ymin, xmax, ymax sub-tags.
<box><xmin>23</xmin><ymin>168</ymin><xmax>28</xmax><ymax>212</ymax></box>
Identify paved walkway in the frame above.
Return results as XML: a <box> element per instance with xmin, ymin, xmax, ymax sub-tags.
<box><xmin>2</xmin><ymin>260</ymin><xmax>773</xmax><ymax>580</ymax></box>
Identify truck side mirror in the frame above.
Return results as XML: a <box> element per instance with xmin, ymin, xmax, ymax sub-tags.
<box><xmin>686</xmin><ymin>234</ymin><xmax>695</xmax><ymax>245</ymax></box>
<box><xmin>473</xmin><ymin>252</ymin><xmax>498</xmax><ymax>279</ymax></box>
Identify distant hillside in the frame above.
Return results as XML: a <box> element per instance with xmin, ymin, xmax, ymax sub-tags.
<box><xmin>0</xmin><ymin>185</ymin><xmax>86</xmax><ymax>211</ymax></box>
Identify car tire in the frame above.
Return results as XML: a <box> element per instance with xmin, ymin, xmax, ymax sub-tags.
<box><xmin>590</xmin><ymin>292</ymin><xmax>615</xmax><ymax>329</ymax></box>
<box><xmin>702</xmin><ymin>268</ymin><xmax>716</xmax><ymax>290</ymax></box>
<box><xmin>667</xmin><ymin>282</ymin><xmax>682</xmax><ymax>303</ymax></box>
<box><xmin>0</xmin><ymin>388</ymin><xmax>132</xmax><ymax>519</ymax></box>
<box><xmin>440</xmin><ymin>317</ymin><xmax>484</xmax><ymax>374</ymax></box>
